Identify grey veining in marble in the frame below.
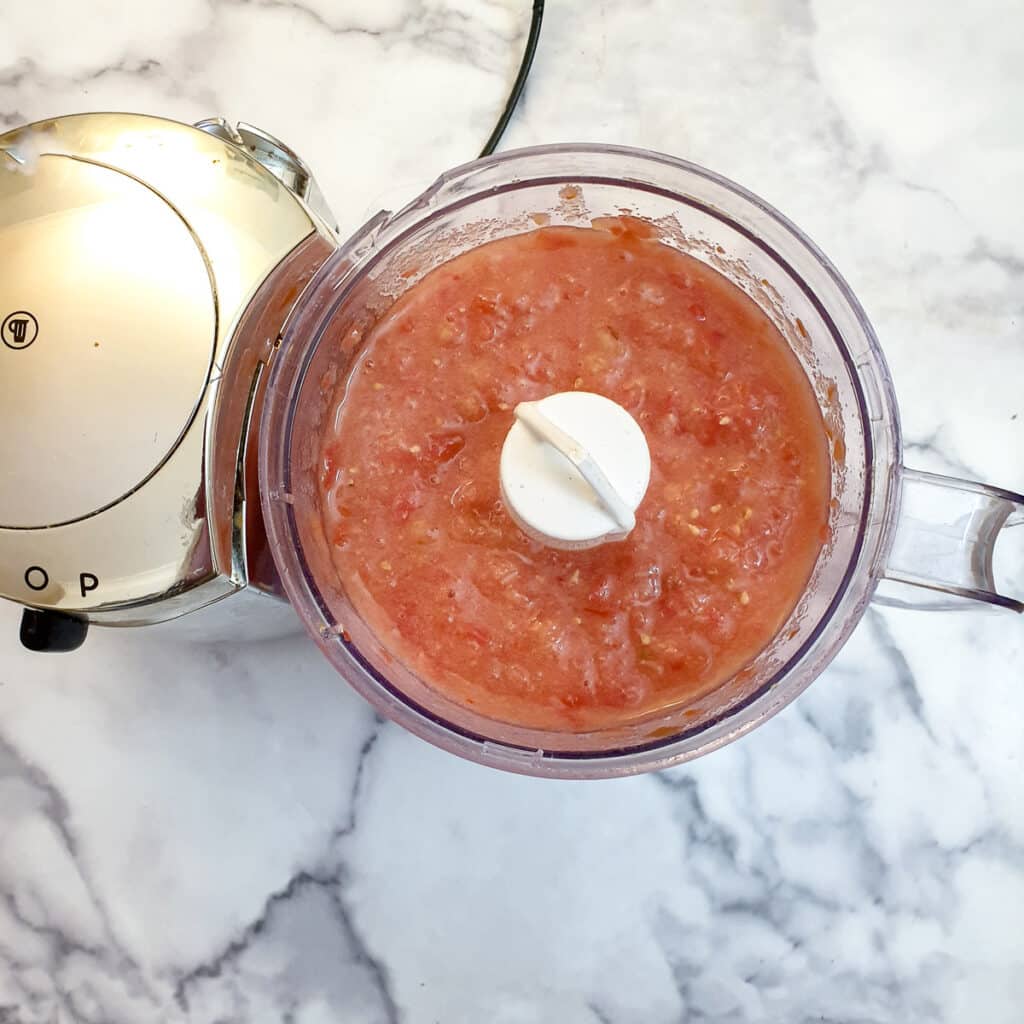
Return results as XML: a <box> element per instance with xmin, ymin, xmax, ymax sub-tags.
<box><xmin>1</xmin><ymin>1</ymin><xmax>1022</xmax><ymax>1022</ymax></box>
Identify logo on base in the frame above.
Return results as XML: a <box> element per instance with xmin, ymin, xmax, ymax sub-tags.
<box><xmin>2</xmin><ymin>311</ymin><xmax>39</xmax><ymax>350</ymax></box>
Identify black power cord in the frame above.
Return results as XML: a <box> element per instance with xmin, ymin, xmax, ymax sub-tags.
<box><xmin>479</xmin><ymin>0</ymin><xmax>545</xmax><ymax>158</ymax></box>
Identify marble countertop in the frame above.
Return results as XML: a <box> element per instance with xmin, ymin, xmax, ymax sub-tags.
<box><xmin>1</xmin><ymin>1</ymin><xmax>1023</xmax><ymax>1021</ymax></box>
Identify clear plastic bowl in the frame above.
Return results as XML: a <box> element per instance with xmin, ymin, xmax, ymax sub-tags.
<box><xmin>260</xmin><ymin>144</ymin><xmax>1023</xmax><ymax>778</ymax></box>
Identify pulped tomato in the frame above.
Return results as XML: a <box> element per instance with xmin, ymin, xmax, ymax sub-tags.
<box><xmin>319</xmin><ymin>224</ymin><xmax>830</xmax><ymax>732</ymax></box>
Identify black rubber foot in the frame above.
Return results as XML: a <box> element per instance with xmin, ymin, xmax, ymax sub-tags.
<box><xmin>20</xmin><ymin>608</ymin><xmax>89</xmax><ymax>653</ymax></box>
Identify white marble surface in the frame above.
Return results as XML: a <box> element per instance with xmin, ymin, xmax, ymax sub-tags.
<box><xmin>1</xmin><ymin>1</ymin><xmax>1023</xmax><ymax>1021</ymax></box>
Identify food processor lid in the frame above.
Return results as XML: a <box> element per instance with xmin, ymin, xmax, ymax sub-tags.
<box><xmin>0</xmin><ymin>113</ymin><xmax>327</xmax><ymax>630</ymax></box>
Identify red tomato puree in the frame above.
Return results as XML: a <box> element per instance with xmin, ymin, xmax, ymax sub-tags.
<box><xmin>319</xmin><ymin>222</ymin><xmax>830</xmax><ymax>732</ymax></box>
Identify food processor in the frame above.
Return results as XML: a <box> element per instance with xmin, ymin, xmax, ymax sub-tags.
<box><xmin>2</xmin><ymin>116</ymin><xmax>1021</xmax><ymax>776</ymax></box>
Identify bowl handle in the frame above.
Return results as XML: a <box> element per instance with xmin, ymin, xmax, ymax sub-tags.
<box><xmin>874</xmin><ymin>468</ymin><xmax>1024</xmax><ymax>612</ymax></box>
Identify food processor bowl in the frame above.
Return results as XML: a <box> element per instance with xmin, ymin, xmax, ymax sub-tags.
<box><xmin>260</xmin><ymin>144</ymin><xmax>1023</xmax><ymax>778</ymax></box>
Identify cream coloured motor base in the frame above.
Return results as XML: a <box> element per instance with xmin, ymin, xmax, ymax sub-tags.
<box><xmin>0</xmin><ymin>113</ymin><xmax>338</xmax><ymax>648</ymax></box>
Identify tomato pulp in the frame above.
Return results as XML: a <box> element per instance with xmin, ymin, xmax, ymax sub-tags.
<box><xmin>319</xmin><ymin>223</ymin><xmax>830</xmax><ymax>732</ymax></box>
